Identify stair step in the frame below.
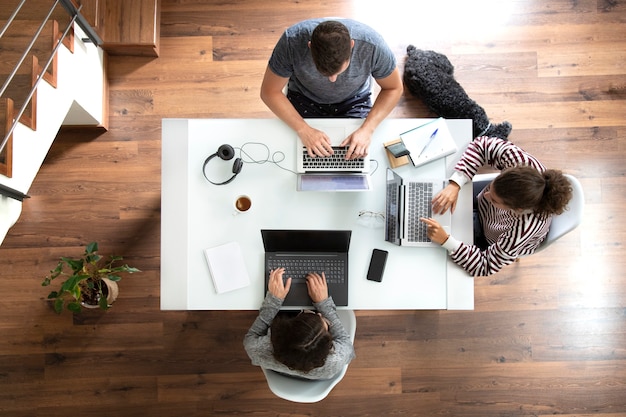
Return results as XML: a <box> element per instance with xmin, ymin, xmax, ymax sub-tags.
<box><xmin>0</xmin><ymin>19</ymin><xmax>59</xmax><ymax>81</ymax></box>
<box><xmin>0</xmin><ymin>0</ymin><xmax>75</xmax><ymax>24</ymax></box>
<box><xmin>1</xmin><ymin>71</ymin><xmax>35</xmax><ymax>127</ymax></box>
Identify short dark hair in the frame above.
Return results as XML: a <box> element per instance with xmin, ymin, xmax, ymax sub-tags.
<box><xmin>270</xmin><ymin>312</ymin><xmax>333</xmax><ymax>373</ymax></box>
<box><xmin>310</xmin><ymin>20</ymin><xmax>352</xmax><ymax>76</ymax></box>
<box><xmin>492</xmin><ymin>166</ymin><xmax>573</xmax><ymax>217</ymax></box>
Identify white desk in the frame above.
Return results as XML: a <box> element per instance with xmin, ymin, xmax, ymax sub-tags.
<box><xmin>161</xmin><ymin>118</ymin><xmax>474</xmax><ymax>310</ymax></box>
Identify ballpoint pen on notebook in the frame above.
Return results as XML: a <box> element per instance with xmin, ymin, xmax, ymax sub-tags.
<box><xmin>417</xmin><ymin>128</ymin><xmax>438</xmax><ymax>158</ymax></box>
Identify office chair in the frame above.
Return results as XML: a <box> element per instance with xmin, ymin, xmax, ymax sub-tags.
<box><xmin>472</xmin><ymin>172</ymin><xmax>584</xmax><ymax>254</ymax></box>
<box><xmin>261</xmin><ymin>309</ymin><xmax>357</xmax><ymax>403</ymax></box>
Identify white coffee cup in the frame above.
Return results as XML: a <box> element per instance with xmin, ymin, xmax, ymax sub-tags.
<box><xmin>233</xmin><ymin>195</ymin><xmax>252</xmax><ymax>215</ymax></box>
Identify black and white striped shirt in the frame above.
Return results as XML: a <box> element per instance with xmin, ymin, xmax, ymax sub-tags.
<box><xmin>443</xmin><ymin>136</ymin><xmax>551</xmax><ymax>276</ymax></box>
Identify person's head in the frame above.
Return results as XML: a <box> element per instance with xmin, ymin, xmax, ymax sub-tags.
<box><xmin>309</xmin><ymin>20</ymin><xmax>353</xmax><ymax>79</ymax></box>
<box><xmin>486</xmin><ymin>166</ymin><xmax>573</xmax><ymax>216</ymax></box>
<box><xmin>270</xmin><ymin>310</ymin><xmax>333</xmax><ymax>373</ymax></box>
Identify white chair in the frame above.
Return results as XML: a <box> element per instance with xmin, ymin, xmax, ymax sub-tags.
<box><xmin>261</xmin><ymin>309</ymin><xmax>356</xmax><ymax>403</ymax></box>
<box><xmin>472</xmin><ymin>172</ymin><xmax>584</xmax><ymax>253</ymax></box>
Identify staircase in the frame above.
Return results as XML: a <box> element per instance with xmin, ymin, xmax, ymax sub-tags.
<box><xmin>0</xmin><ymin>2</ymin><xmax>107</xmax><ymax>244</ymax></box>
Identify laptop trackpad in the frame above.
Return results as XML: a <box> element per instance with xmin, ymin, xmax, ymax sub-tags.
<box><xmin>284</xmin><ymin>283</ymin><xmax>311</xmax><ymax>307</ymax></box>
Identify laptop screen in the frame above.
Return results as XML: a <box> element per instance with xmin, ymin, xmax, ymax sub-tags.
<box><xmin>297</xmin><ymin>173</ymin><xmax>371</xmax><ymax>192</ymax></box>
<box><xmin>385</xmin><ymin>169</ymin><xmax>402</xmax><ymax>246</ymax></box>
<box><xmin>261</xmin><ymin>230</ymin><xmax>351</xmax><ymax>253</ymax></box>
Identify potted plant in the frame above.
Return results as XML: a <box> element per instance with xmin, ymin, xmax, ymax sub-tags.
<box><xmin>41</xmin><ymin>242</ymin><xmax>140</xmax><ymax>313</ymax></box>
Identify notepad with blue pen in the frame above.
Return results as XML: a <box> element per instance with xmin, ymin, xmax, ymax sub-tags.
<box><xmin>400</xmin><ymin>117</ymin><xmax>458</xmax><ymax>168</ymax></box>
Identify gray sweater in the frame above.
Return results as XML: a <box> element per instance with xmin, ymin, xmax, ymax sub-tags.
<box><xmin>243</xmin><ymin>292</ymin><xmax>356</xmax><ymax>380</ymax></box>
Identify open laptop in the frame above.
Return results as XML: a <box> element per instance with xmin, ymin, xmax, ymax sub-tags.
<box><xmin>295</xmin><ymin>121</ymin><xmax>372</xmax><ymax>192</ymax></box>
<box><xmin>261</xmin><ymin>229</ymin><xmax>351</xmax><ymax>306</ymax></box>
<box><xmin>385</xmin><ymin>168</ymin><xmax>451</xmax><ymax>247</ymax></box>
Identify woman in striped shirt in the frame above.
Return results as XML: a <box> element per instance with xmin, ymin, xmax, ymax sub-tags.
<box><xmin>420</xmin><ymin>136</ymin><xmax>573</xmax><ymax>276</ymax></box>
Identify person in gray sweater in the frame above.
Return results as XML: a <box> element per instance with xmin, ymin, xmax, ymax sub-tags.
<box><xmin>244</xmin><ymin>268</ymin><xmax>355</xmax><ymax>380</ymax></box>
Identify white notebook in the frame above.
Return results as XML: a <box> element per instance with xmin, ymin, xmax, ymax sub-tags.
<box><xmin>400</xmin><ymin>117</ymin><xmax>458</xmax><ymax>168</ymax></box>
<box><xmin>203</xmin><ymin>242</ymin><xmax>250</xmax><ymax>294</ymax></box>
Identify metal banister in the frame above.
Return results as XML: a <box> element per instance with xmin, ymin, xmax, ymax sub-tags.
<box><xmin>0</xmin><ymin>0</ymin><xmax>27</xmax><ymax>39</ymax></box>
<box><xmin>0</xmin><ymin>183</ymin><xmax>30</xmax><ymax>202</ymax></box>
<box><xmin>0</xmin><ymin>8</ymin><xmax>81</xmax><ymax>160</ymax></box>
<box><xmin>59</xmin><ymin>0</ymin><xmax>102</xmax><ymax>46</ymax></box>
<box><xmin>0</xmin><ymin>0</ymin><xmax>99</xmax><ymax>201</ymax></box>
<box><xmin>0</xmin><ymin>0</ymin><xmax>61</xmax><ymax>100</ymax></box>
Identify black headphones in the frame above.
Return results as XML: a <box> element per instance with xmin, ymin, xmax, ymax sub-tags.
<box><xmin>202</xmin><ymin>144</ymin><xmax>243</xmax><ymax>185</ymax></box>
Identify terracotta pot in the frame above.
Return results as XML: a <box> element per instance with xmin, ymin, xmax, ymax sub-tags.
<box><xmin>81</xmin><ymin>277</ymin><xmax>119</xmax><ymax>309</ymax></box>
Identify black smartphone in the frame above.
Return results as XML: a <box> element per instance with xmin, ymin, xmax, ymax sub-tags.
<box><xmin>366</xmin><ymin>249</ymin><xmax>388</xmax><ymax>282</ymax></box>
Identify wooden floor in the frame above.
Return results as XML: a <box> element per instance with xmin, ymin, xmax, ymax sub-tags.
<box><xmin>1</xmin><ymin>0</ymin><xmax>625</xmax><ymax>415</ymax></box>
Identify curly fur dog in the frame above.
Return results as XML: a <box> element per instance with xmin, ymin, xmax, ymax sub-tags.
<box><xmin>403</xmin><ymin>45</ymin><xmax>512</xmax><ymax>140</ymax></box>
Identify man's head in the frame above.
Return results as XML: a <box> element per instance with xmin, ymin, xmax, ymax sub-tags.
<box><xmin>309</xmin><ymin>20</ymin><xmax>353</xmax><ymax>78</ymax></box>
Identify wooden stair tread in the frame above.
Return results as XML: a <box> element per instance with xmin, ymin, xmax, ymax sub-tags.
<box><xmin>0</xmin><ymin>19</ymin><xmax>59</xmax><ymax>73</ymax></box>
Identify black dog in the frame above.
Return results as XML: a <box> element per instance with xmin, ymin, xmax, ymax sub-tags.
<box><xmin>403</xmin><ymin>45</ymin><xmax>512</xmax><ymax>140</ymax></box>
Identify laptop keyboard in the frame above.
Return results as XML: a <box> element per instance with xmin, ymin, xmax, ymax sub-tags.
<box><xmin>407</xmin><ymin>182</ymin><xmax>433</xmax><ymax>242</ymax></box>
<box><xmin>302</xmin><ymin>147</ymin><xmax>366</xmax><ymax>171</ymax></box>
<box><xmin>267</xmin><ymin>258</ymin><xmax>346</xmax><ymax>284</ymax></box>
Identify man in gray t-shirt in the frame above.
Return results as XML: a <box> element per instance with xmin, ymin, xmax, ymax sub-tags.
<box><xmin>260</xmin><ymin>18</ymin><xmax>403</xmax><ymax>160</ymax></box>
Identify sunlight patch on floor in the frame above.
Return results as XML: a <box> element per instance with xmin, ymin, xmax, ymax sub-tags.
<box><xmin>351</xmin><ymin>0</ymin><xmax>517</xmax><ymax>46</ymax></box>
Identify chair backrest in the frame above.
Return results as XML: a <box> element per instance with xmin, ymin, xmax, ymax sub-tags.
<box><xmin>472</xmin><ymin>173</ymin><xmax>585</xmax><ymax>254</ymax></box>
<box><xmin>261</xmin><ymin>309</ymin><xmax>356</xmax><ymax>403</ymax></box>
<box><xmin>535</xmin><ymin>174</ymin><xmax>584</xmax><ymax>253</ymax></box>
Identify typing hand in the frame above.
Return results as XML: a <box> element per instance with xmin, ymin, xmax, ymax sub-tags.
<box><xmin>268</xmin><ymin>268</ymin><xmax>292</xmax><ymax>300</ymax></box>
<box><xmin>341</xmin><ymin>128</ymin><xmax>371</xmax><ymax>160</ymax></box>
<box><xmin>432</xmin><ymin>182</ymin><xmax>460</xmax><ymax>214</ymax></box>
<box><xmin>305</xmin><ymin>272</ymin><xmax>329</xmax><ymax>303</ymax></box>
<box><xmin>298</xmin><ymin>126</ymin><xmax>334</xmax><ymax>158</ymax></box>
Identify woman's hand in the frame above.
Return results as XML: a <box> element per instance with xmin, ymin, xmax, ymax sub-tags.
<box><xmin>305</xmin><ymin>272</ymin><xmax>329</xmax><ymax>303</ymax></box>
<box><xmin>420</xmin><ymin>217</ymin><xmax>450</xmax><ymax>245</ymax></box>
<box><xmin>268</xmin><ymin>268</ymin><xmax>291</xmax><ymax>299</ymax></box>
<box><xmin>432</xmin><ymin>182</ymin><xmax>460</xmax><ymax>214</ymax></box>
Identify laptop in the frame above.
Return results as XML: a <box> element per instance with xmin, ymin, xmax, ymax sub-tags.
<box><xmin>384</xmin><ymin>168</ymin><xmax>451</xmax><ymax>247</ymax></box>
<box><xmin>261</xmin><ymin>229</ymin><xmax>351</xmax><ymax>306</ymax></box>
<box><xmin>295</xmin><ymin>121</ymin><xmax>372</xmax><ymax>192</ymax></box>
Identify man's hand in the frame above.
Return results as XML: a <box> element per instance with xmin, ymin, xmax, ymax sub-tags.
<box><xmin>432</xmin><ymin>182</ymin><xmax>460</xmax><ymax>214</ymax></box>
<box><xmin>305</xmin><ymin>272</ymin><xmax>329</xmax><ymax>303</ymax></box>
<box><xmin>297</xmin><ymin>126</ymin><xmax>334</xmax><ymax>158</ymax></box>
<box><xmin>268</xmin><ymin>268</ymin><xmax>292</xmax><ymax>299</ymax></box>
<box><xmin>340</xmin><ymin>126</ymin><xmax>373</xmax><ymax>160</ymax></box>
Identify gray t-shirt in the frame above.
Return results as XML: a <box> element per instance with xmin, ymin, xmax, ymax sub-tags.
<box><xmin>268</xmin><ymin>18</ymin><xmax>397</xmax><ymax>104</ymax></box>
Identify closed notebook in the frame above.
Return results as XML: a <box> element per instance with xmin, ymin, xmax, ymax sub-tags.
<box><xmin>203</xmin><ymin>241</ymin><xmax>250</xmax><ymax>294</ymax></box>
<box><xmin>400</xmin><ymin>117</ymin><xmax>457</xmax><ymax>167</ymax></box>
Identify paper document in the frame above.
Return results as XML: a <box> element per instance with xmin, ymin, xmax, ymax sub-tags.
<box><xmin>203</xmin><ymin>242</ymin><xmax>250</xmax><ymax>294</ymax></box>
<box><xmin>400</xmin><ymin>118</ymin><xmax>458</xmax><ymax>167</ymax></box>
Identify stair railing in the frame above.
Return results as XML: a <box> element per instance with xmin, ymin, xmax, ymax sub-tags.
<box><xmin>0</xmin><ymin>0</ymin><xmax>100</xmax><ymax>201</ymax></box>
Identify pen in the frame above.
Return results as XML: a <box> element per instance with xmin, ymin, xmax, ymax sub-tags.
<box><xmin>417</xmin><ymin>128</ymin><xmax>438</xmax><ymax>158</ymax></box>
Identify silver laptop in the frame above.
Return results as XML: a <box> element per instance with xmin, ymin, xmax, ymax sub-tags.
<box><xmin>296</xmin><ymin>122</ymin><xmax>371</xmax><ymax>174</ymax></box>
<box><xmin>295</xmin><ymin>120</ymin><xmax>372</xmax><ymax>192</ymax></box>
<box><xmin>384</xmin><ymin>168</ymin><xmax>451</xmax><ymax>247</ymax></box>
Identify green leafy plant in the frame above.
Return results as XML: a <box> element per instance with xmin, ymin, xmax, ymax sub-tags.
<box><xmin>41</xmin><ymin>242</ymin><xmax>140</xmax><ymax>313</ymax></box>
